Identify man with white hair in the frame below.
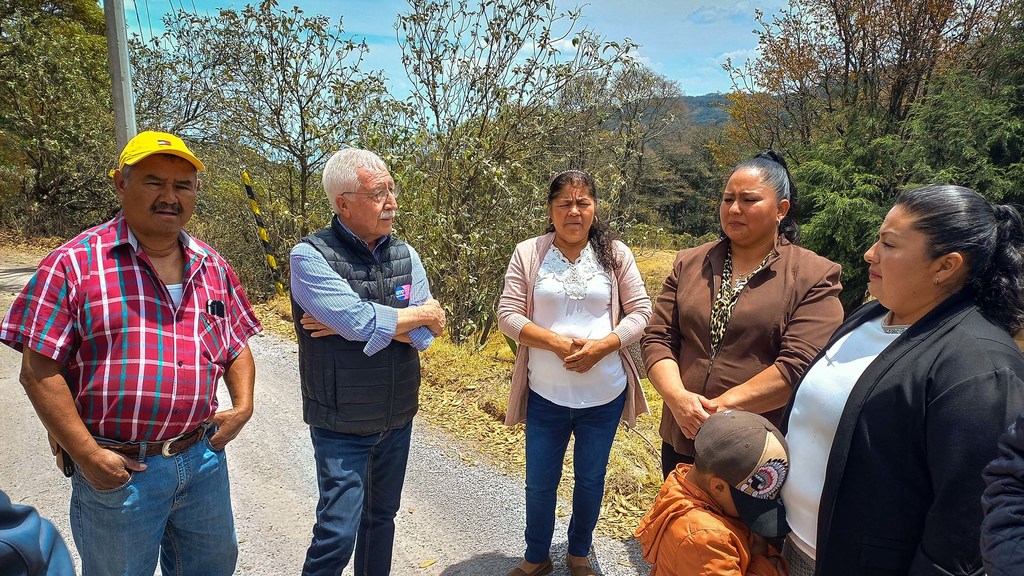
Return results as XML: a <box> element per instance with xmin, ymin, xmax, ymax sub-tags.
<box><xmin>290</xmin><ymin>147</ymin><xmax>445</xmax><ymax>576</ymax></box>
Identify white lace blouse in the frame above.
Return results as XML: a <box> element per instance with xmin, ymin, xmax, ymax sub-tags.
<box><xmin>526</xmin><ymin>243</ymin><xmax>627</xmax><ymax>407</ymax></box>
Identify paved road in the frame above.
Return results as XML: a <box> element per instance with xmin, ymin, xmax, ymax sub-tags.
<box><xmin>0</xmin><ymin>264</ymin><xmax>36</xmax><ymax>293</ymax></box>
<box><xmin>0</xmin><ymin>263</ymin><xmax>649</xmax><ymax>575</ymax></box>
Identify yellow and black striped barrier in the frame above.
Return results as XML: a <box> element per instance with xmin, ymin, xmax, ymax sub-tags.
<box><xmin>242</xmin><ymin>172</ymin><xmax>286</xmax><ymax>296</ymax></box>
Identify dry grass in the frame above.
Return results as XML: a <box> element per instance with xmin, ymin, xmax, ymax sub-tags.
<box><xmin>634</xmin><ymin>249</ymin><xmax>678</xmax><ymax>298</ymax></box>
<box><xmin>598</xmin><ymin>249</ymin><xmax>677</xmax><ymax>536</ymax></box>
<box><xmin>253</xmin><ymin>249</ymin><xmax>679</xmax><ymax>540</ymax></box>
<box><xmin>251</xmin><ymin>294</ymin><xmax>296</xmax><ymax>339</ymax></box>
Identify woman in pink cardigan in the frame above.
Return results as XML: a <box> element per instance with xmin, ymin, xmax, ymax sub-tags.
<box><xmin>497</xmin><ymin>170</ymin><xmax>652</xmax><ymax>576</ymax></box>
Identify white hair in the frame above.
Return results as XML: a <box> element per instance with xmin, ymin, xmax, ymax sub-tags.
<box><xmin>321</xmin><ymin>148</ymin><xmax>389</xmax><ymax>214</ymax></box>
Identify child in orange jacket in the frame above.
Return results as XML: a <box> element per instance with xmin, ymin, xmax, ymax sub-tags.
<box><xmin>635</xmin><ymin>411</ymin><xmax>789</xmax><ymax>576</ymax></box>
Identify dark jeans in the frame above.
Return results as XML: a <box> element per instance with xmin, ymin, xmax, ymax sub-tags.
<box><xmin>661</xmin><ymin>441</ymin><xmax>695</xmax><ymax>479</ymax></box>
<box><xmin>302</xmin><ymin>422</ymin><xmax>412</xmax><ymax>576</ymax></box>
<box><xmin>524</xmin><ymin>389</ymin><xmax>626</xmax><ymax>563</ymax></box>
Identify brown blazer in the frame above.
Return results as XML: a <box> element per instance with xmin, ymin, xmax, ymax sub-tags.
<box><xmin>643</xmin><ymin>237</ymin><xmax>843</xmax><ymax>455</ymax></box>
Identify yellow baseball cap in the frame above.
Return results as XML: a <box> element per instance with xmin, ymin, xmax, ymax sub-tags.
<box><xmin>111</xmin><ymin>131</ymin><xmax>206</xmax><ymax>176</ymax></box>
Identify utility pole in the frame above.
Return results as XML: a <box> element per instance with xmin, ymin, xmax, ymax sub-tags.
<box><xmin>104</xmin><ymin>0</ymin><xmax>137</xmax><ymax>150</ymax></box>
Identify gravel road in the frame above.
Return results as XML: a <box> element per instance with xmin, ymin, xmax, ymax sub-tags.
<box><xmin>0</xmin><ymin>263</ymin><xmax>650</xmax><ymax>575</ymax></box>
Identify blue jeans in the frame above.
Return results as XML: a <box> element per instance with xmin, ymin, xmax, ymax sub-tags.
<box><xmin>69</xmin><ymin>428</ymin><xmax>236</xmax><ymax>576</ymax></box>
<box><xmin>524</xmin><ymin>389</ymin><xmax>626</xmax><ymax>563</ymax></box>
<box><xmin>303</xmin><ymin>422</ymin><xmax>412</xmax><ymax>576</ymax></box>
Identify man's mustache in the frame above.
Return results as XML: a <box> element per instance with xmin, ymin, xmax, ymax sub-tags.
<box><xmin>152</xmin><ymin>202</ymin><xmax>182</xmax><ymax>215</ymax></box>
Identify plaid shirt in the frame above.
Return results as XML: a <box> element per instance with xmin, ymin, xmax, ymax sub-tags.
<box><xmin>0</xmin><ymin>213</ymin><xmax>262</xmax><ymax>441</ymax></box>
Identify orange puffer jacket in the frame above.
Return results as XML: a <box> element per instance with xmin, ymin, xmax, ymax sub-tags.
<box><xmin>635</xmin><ymin>465</ymin><xmax>786</xmax><ymax>576</ymax></box>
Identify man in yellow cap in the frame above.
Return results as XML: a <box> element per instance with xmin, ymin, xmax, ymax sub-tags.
<box><xmin>0</xmin><ymin>130</ymin><xmax>263</xmax><ymax>575</ymax></box>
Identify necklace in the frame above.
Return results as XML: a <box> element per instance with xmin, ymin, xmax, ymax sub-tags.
<box><xmin>733</xmin><ymin>261</ymin><xmax>762</xmax><ymax>278</ymax></box>
<box><xmin>880</xmin><ymin>311</ymin><xmax>910</xmax><ymax>334</ymax></box>
<box><xmin>730</xmin><ymin>250</ymin><xmax>774</xmax><ymax>288</ymax></box>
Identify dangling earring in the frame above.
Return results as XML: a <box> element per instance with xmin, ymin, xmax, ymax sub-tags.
<box><xmin>934</xmin><ymin>277</ymin><xmax>940</xmax><ymax>285</ymax></box>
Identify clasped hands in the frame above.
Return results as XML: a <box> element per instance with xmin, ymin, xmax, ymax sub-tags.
<box><xmin>557</xmin><ymin>337</ymin><xmax>613</xmax><ymax>373</ymax></box>
<box><xmin>667</xmin><ymin>389</ymin><xmax>719</xmax><ymax>440</ymax></box>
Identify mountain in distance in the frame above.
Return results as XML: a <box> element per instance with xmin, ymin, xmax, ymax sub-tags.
<box><xmin>681</xmin><ymin>93</ymin><xmax>730</xmax><ymax>125</ymax></box>
<box><xmin>602</xmin><ymin>93</ymin><xmax>730</xmax><ymax>130</ymax></box>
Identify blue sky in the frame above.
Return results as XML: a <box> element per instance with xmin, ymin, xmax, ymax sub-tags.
<box><xmin>125</xmin><ymin>0</ymin><xmax>788</xmax><ymax>96</ymax></box>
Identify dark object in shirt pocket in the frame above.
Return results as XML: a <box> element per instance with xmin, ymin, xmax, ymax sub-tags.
<box><xmin>205</xmin><ymin>299</ymin><xmax>225</xmax><ymax>318</ymax></box>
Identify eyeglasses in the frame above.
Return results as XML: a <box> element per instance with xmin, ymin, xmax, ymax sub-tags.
<box><xmin>344</xmin><ymin>187</ymin><xmax>399</xmax><ymax>203</ymax></box>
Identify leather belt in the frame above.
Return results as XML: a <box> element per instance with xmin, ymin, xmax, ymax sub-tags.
<box><xmin>100</xmin><ymin>423</ymin><xmax>210</xmax><ymax>458</ymax></box>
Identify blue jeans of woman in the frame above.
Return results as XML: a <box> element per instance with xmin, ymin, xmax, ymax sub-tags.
<box><xmin>69</xmin><ymin>427</ymin><xmax>237</xmax><ymax>576</ymax></box>
<box><xmin>302</xmin><ymin>422</ymin><xmax>412</xmax><ymax>576</ymax></box>
<box><xmin>524</xmin><ymin>388</ymin><xmax>626</xmax><ymax>563</ymax></box>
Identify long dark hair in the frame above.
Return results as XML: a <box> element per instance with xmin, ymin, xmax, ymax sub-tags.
<box><xmin>732</xmin><ymin>150</ymin><xmax>800</xmax><ymax>244</ymax></box>
<box><xmin>896</xmin><ymin>184</ymin><xmax>1024</xmax><ymax>334</ymax></box>
<box><xmin>545</xmin><ymin>169</ymin><xmax>620</xmax><ymax>271</ymax></box>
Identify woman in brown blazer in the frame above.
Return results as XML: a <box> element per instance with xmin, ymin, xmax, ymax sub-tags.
<box><xmin>643</xmin><ymin>151</ymin><xmax>844</xmax><ymax>477</ymax></box>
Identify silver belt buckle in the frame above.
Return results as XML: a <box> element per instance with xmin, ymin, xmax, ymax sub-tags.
<box><xmin>160</xmin><ymin>429</ymin><xmax>189</xmax><ymax>457</ymax></box>
<box><xmin>160</xmin><ymin>423</ymin><xmax>210</xmax><ymax>457</ymax></box>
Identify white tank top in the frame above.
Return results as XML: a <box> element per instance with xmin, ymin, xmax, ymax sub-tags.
<box><xmin>783</xmin><ymin>317</ymin><xmax>900</xmax><ymax>558</ymax></box>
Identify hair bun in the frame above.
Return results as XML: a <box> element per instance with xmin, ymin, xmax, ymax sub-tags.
<box><xmin>993</xmin><ymin>204</ymin><xmax>1024</xmax><ymax>246</ymax></box>
<box><xmin>755</xmin><ymin>150</ymin><xmax>788</xmax><ymax>169</ymax></box>
<box><xmin>993</xmin><ymin>203</ymin><xmax>1022</xmax><ymax>223</ymax></box>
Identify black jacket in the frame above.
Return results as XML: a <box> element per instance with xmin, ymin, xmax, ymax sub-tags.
<box><xmin>981</xmin><ymin>410</ymin><xmax>1024</xmax><ymax>576</ymax></box>
<box><xmin>291</xmin><ymin>217</ymin><xmax>420</xmax><ymax>436</ymax></box>
<box><xmin>782</xmin><ymin>291</ymin><xmax>1024</xmax><ymax>576</ymax></box>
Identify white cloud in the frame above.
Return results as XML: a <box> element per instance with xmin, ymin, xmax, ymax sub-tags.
<box><xmin>687</xmin><ymin>1</ymin><xmax>761</xmax><ymax>25</ymax></box>
<box><xmin>715</xmin><ymin>48</ymin><xmax>760</xmax><ymax>67</ymax></box>
<box><xmin>685</xmin><ymin>0</ymin><xmax>790</xmax><ymax>26</ymax></box>
<box><xmin>549</xmin><ymin>37</ymin><xmax>579</xmax><ymax>53</ymax></box>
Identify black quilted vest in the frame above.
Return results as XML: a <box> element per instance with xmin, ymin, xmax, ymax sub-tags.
<box><xmin>291</xmin><ymin>216</ymin><xmax>420</xmax><ymax>435</ymax></box>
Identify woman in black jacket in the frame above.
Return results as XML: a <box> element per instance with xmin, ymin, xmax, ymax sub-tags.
<box><xmin>982</xmin><ymin>410</ymin><xmax>1024</xmax><ymax>576</ymax></box>
<box><xmin>779</xmin><ymin>184</ymin><xmax>1024</xmax><ymax>576</ymax></box>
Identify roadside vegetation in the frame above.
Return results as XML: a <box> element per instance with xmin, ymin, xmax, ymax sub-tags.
<box><xmin>3</xmin><ymin>0</ymin><xmax>1023</xmax><ymax>538</ymax></box>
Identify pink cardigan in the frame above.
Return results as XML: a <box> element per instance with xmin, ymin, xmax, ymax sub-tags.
<box><xmin>497</xmin><ymin>233</ymin><xmax>652</xmax><ymax>427</ymax></box>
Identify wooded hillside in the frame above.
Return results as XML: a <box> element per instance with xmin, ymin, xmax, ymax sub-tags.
<box><xmin>2</xmin><ymin>0</ymin><xmax>1021</xmax><ymax>330</ymax></box>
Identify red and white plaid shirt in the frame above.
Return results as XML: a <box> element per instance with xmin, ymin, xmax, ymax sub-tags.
<box><xmin>0</xmin><ymin>213</ymin><xmax>262</xmax><ymax>441</ymax></box>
